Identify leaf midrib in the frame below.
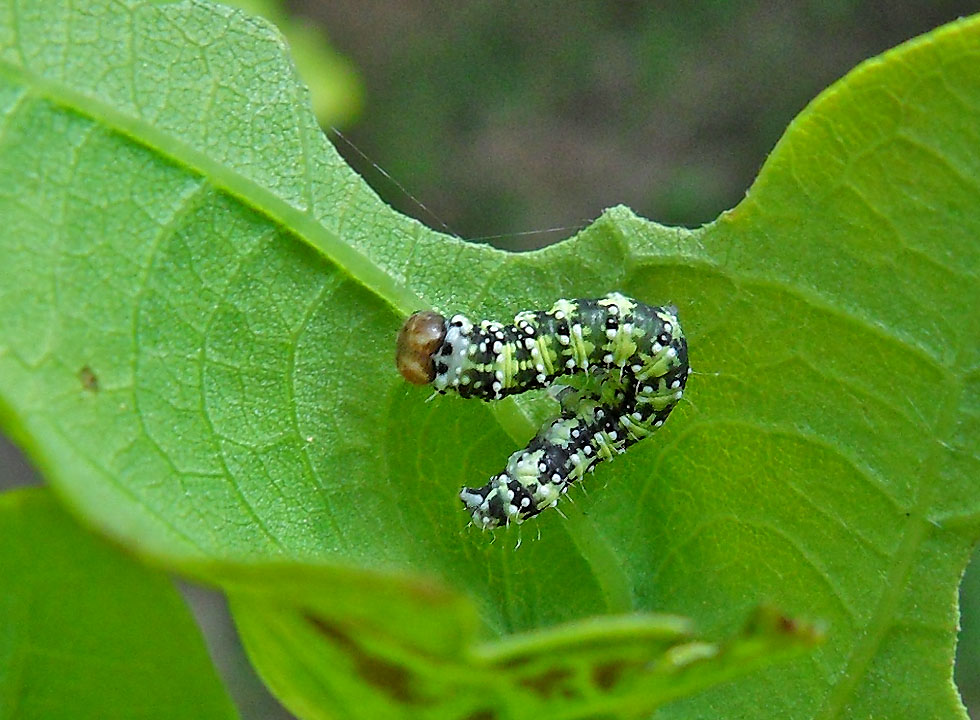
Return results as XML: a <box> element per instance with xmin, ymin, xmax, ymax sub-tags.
<box><xmin>0</xmin><ymin>59</ymin><xmax>423</xmax><ymax>317</ymax></box>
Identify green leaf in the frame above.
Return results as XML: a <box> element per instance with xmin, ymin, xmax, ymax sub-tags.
<box><xmin>0</xmin><ymin>488</ymin><xmax>238</xmax><ymax>719</ymax></box>
<box><xmin>0</xmin><ymin>2</ymin><xmax>976</xmax><ymax>719</ymax></box>
<box><xmin>201</xmin><ymin>561</ymin><xmax>820</xmax><ymax>720</ymax></box>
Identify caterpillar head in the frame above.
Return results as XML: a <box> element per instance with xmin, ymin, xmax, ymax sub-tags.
<box><xmin>396</xmin><ymin>311</ymin><xmax>446</xmax><ymax>385</ymax></box>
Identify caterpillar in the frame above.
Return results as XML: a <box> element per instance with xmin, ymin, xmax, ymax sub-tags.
<box><xmin>396</xmin><ymin>293</ymin><xmax>689</xmax><ymax>529</ymax></box>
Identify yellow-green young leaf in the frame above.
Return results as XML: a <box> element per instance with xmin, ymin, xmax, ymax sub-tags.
<box><xmin>0</xmin><ymin>489</ymin><xmax>238</xmax><ymax>720</ymax></box>
<box><xmin>201</xmin><ymin>561</ymin><xmax>820</xmax><ymax>720</ymax></box>
<box><xmin>0</xmin><ymin>2</ymin><xmax>977</xmax><ymax>719</ymax></box>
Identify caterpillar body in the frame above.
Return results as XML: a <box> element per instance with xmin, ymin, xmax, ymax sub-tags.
<box><xmin>396</xmin><ymin>293</ymin><xmax>689</xmax><ymax>529</ymax></box>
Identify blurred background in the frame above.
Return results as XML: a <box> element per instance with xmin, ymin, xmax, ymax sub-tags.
<box><xmin>1</xmin><ymin>1</ymin><xmax>977</xmax><ymax>717</ymax></box>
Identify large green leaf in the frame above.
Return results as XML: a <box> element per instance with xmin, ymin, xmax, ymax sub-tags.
<box><xmin>0</xmin><ymin>488</ymin><xmax>238</xmax><ymax>719</ymax></box>
<box><xmin>0</xmin><ymin>1</ymin><xmax>976</xmax><ymax>718</ymax></box>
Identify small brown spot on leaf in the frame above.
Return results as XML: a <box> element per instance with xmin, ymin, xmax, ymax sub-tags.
<box><xmin>495</xmin><ymin>653</ymin><xmax>531</xmax><ymax>669</ymax></box>
<box><xmin>304</xmin><ymin>613</ymin><xmax>430</xmax><ymax>706</ymax></box>
<box><xmin>517</xmin><ymin>666</ymin><xmax>575</xmax><ymax>699</ymax></box>
<box><xmin>79</xmin><ymin>366</ymin><xmax>99</xmax><ymax>392</ymax></box>
<box><xmin>461</xmin><ymin>709</ymin><xmax>497</xmax><ymax>720</ymax></box>
<box><xmin>592</xmin><ymin>659</ymin><xmax>628</xmax><ymax>691</ymax></box>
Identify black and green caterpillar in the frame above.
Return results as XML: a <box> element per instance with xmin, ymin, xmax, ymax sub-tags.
<box><xmin>396</xmin><ymin>293</ymin><xmax>689</xmax><ymax>529</ymax></box>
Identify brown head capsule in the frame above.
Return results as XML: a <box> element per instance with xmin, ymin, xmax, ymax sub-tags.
<box><xmin>396</xmin><ymin>311</ymin><xmax>447</xmax><ymax>385</ymax></box>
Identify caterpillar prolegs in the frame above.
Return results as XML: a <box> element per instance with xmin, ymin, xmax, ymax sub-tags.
<box><xmin>396</xmin><ymin>293</ymin><xmax>689</xmax><ymax>529</ymax></box>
